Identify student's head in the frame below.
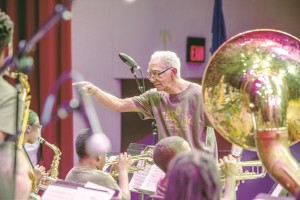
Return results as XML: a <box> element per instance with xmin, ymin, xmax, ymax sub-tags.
<box><xmin>0</xmin><ymin>9</ymin><xmax>13</xmax><ymax>59</ymax></box>
<box><xmin>76</xmin><ymin>129</ymin><xmax>106</xmax><ymax>170</ymax></box>
<box><xmin>153</xmin><ymin>136</ymin><xmax>191</xmax><ymax>172</ymax></box>
<box><xmin>165</xmin><ymin>150</ymin><xmax>221</xmax><ymax>200</ymax></box>
<box><xmin>25</xmin><ymin>110</ymin><xmax>42</xmax><ymax>144</ymax></box>
<box><xmin>0</xmin><ymin>142</ymin><xmax>32</xmax><ymax>200</ymax></box>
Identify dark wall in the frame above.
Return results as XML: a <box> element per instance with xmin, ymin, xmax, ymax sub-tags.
<box><xmin>121</xmin><ymin>79</ymin><xmax>157</xmax><ymax>152</ymax></box>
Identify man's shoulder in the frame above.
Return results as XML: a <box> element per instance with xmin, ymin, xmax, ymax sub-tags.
<box><xmin>189</xmin><ymin>82</ymin><xmax>202</xmax><ymax>89</ymax></box>
<box><xmin>184</xmin><ymin>82</ymin><xmax>202</xmax><ymax>95</ymax></box>
<box><xmin>147</xmin><ymin>88</ymin><xmax>159</xmax><ymax>94</ymax></box>
<box><xmin>0</xmin><ymin>77</ymin><xmax>17</xmax><ymax>98</ymax></box>
<box><xmin>67</xmin><ymin>167</ymin><xmax>114</xmax><ymax>180</ymax></box>
<box><xmin>138</xmin><ymin>88</ymin><xmax>163</xmax><ymax>99</ymax></box>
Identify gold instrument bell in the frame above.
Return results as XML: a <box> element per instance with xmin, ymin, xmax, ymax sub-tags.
<box><xmin>202</xmin><ymin>29</ymin><xmax>300</xmax><ymax>195</ymax></box>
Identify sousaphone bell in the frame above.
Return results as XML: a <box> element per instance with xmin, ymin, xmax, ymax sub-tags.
<box><xmin>202</xmin><ymin>29</ymin><xmax>300</xmax><ymax>195</ymax></box>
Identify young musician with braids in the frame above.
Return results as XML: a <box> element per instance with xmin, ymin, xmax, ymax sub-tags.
<box><xmin>65</xmin><ymin>129</ymin><xmax>132</xmax><ymax>200</ymax></box>
<box><xmin>0</xmin><ymin>9</ymin><xmax>23</xmax><ymax>143</ymax></box>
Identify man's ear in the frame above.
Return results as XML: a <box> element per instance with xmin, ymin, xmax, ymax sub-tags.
<box><xmin>172</xmin><ymin>68</ymin><xmax>177</xmax><ymax>76</ymax></box>
<box><xmin>96</xmin><ymin>155</ymin><xmax>101</xmax><ymax>161</ymax></box>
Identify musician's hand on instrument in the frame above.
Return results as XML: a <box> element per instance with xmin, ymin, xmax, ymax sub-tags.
<box><xmin>117</xmin><ymin>152</ymin><xmax>132</xmax><ymax>171</ymax></box>
<box><xmin>220</xmin><ymin>155</ymin><xmax>239</xmax><ymax>178</ymax></box>
<box><xmin>33</xmin><ymin>165</ymin><xmax>48</xmax><ymax>182</ymax></box>
<box><xmin>73</xmin><ymin>81</ymin><xmax>97</xmax><ymax>95</ymax></box>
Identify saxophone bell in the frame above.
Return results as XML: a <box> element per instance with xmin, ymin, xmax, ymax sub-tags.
<box><xmin>34</xmin><ymin>136</ymin><xmax>62</xmax><ymax>193</ymax></box>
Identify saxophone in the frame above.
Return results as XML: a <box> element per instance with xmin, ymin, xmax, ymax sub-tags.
<box><xmin>5</xmin><ymin>71</ymin><xmax>38</xmax><ymax>192</ymax></box>
<box><xmin>35</xmin><ymin>136</ymin><xmax>62</xmax><ymax>192</ymax></box>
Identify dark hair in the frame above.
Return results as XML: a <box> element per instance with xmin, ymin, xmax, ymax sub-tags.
<box><xmin>153</xmin><ymin>136</ymin><xmax>190</xmax><ymax>172</ymax></box>
<box><xmin>75</xmin><ymin>129</ymin><xmax>91</xmax><ymax>158</ymax></box>
<box><xmin>0</xmin><ymin>9</ymin><xmax>13</xmax><ymax>52</ymax></box>
<box><xmin>165</xmin><ymin>150</ymin><xmax>221</xmax><ymax>200</ymax></box>
<box><xmin>27</xmin><ymin>110</ymin><xmax>38</xmax><ymax>126</ymax></box>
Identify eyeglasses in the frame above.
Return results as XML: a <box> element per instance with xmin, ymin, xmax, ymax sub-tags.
<box><xmin>147</xmin><ymin>67</ymin><xmax>173</xmax><ymax>80</ymax></box>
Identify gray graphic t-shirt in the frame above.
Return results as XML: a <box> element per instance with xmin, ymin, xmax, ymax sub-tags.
<box><xmin>132</xmin><ymin>83</ymin><xmax>217</xmax><ymax>159</ymax></box>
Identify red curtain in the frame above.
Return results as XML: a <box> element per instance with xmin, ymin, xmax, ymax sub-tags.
<box><xmin>2</xmin><ymin>0</ymin><xmax>73</xmax><ymax>178</ymax></box>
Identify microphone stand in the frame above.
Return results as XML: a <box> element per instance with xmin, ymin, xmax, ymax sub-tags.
<box><xmin>0</xmin><ymin>0</ymin><xmax>74</xmax><ymax>75</ymax></box>
<box><xmin>130</xmin><ymin>67</ymin><xmax>145</xmax><ymax>94</ymax></box>
<box><xmin>0</xmin><ymin>1</ymin><xmax>75</xmax><ymax>199</ymax></box>
<box><xmin>129</xmin><ymin>66</ymin><xmax>158</xmax><ymax>146</ymax></box>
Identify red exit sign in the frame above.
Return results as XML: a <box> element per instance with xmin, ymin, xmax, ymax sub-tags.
<box><xmin>186</xmin><ymin>37</ymin><xmax>205</xmax><ymax>63</ymax></box>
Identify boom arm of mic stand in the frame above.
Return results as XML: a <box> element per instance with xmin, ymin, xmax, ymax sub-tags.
<box><xmin>131</xmin><ymin>67</ymin><xmax>145</xmax><ymax>94</ymax></box>
<box><xmin>0</xmin><ymin>0</ymin><xmax>75</xmax><ymax>75</ymax></box>
<box><xmin>133</xmin><ymin>73</ymin><xmax>144</xmax><ymax>94</ymax></box>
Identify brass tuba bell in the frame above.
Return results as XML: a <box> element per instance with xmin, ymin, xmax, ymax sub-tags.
<box><xmin>202</xmin><ymin>29</ymin><xmax>300</xmax><ymax>195</ymax></box>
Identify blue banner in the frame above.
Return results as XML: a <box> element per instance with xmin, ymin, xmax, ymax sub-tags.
<box><xmin>211</xmin><ymin>0</ymin><xmax>227</xmax><ymax>55</ymax></box>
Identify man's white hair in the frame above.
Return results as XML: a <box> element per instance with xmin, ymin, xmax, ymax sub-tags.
<box><xmin>151</xmin><ymin>51</ymin><xmax>181</xmax><ymax>77</ymax></box>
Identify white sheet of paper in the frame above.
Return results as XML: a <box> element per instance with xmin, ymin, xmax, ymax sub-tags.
<box><xmin>129</xmin><ymin>164</ymin><xmax>165</xmax><ymax>194</ymax></box>
<box><xmin>139</xmin><ymin>164</ymin><xmax>165</xmax><ymax>193</ymax></box>
<box><xmin>42</xmin><ymin>185</ymin><xmax>77</xmax><ymax>200</ymax></box>
<box><xmin>72</xmin><ymin>187</ymin><xmax>113</xmax><ymax>200</ymax></box>
<box><xmin>84</xmin><ymin>181</ymin><xmax>115</xmax><ymax>197</ymax></box>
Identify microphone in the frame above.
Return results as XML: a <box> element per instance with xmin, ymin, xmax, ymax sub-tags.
<box><xmin>119</xmin><ymin>52</ymin><xmax>140</xmax><ymax>70</ymax></box>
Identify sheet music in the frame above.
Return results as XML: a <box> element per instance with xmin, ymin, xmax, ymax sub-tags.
<box><xmin>42</xmin><ymin>181</ymin><xmax>116</xmax><ymax>200</ymax></box>
<box><xmin>73</xmin><ymin>187</ymin><xmax>113</xmax><ymax>200</ymax></box>
<box><xmin>139</xmin><ymin>164</ymin><xmax>165</xmax><ymax>193</ymax></box>
<box><xmin>129</xmin><ymin>164</ymin><xmax>165</xmax><ymax>194</ymax></box>
<box><xmin>42</xmin><ymin>185</ymin><xmax>77</xmax><ymax>200</ymax></box>
<box><xmin>129</xmin><ymin>163</ymin><xmax>152</xmax><ymax>190</ymax></box>
<box><xmin>84</xmin><ymin>181</ymin><xmax>115</xmax><ymax>197</ymax></box>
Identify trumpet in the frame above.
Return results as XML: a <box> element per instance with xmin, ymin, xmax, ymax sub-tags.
<box><xmin>219</xmin><ymin>160</ymin><xmax>266</xmax><ymax>181</ymax></box>
<box><xmin>105</xmin><ymin>145</ymin><xmax>154</xmax><ymax>178</ymax></box>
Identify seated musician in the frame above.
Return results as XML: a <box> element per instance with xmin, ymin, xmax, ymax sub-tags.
<box><xmin>150</xmin><ymin>136</ymin><xmax>239</xmax><ymax>200</ymax></box>
<box><xmin>150</xmin><ymin>136</ymin><xmax>191</xmax><ymax>199</ymax></box>
<box><xmin>165</xmin><ymin>150</ymin><xmax>238</xmax><ymax>200</ymax></box>
<box><xmin>23</xmin><ymin>109</ymin><xmax>47</xmax><ymax>183</ymax></box>
<box><xmin>24</xmin><ymin>109</ymin><xmax>42</xmax><ymax>166</ymax></box>
<box><xmin>65</xmin><ymin>129</ymin><xmax>131</xmax><ymax>200</ymax></box>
